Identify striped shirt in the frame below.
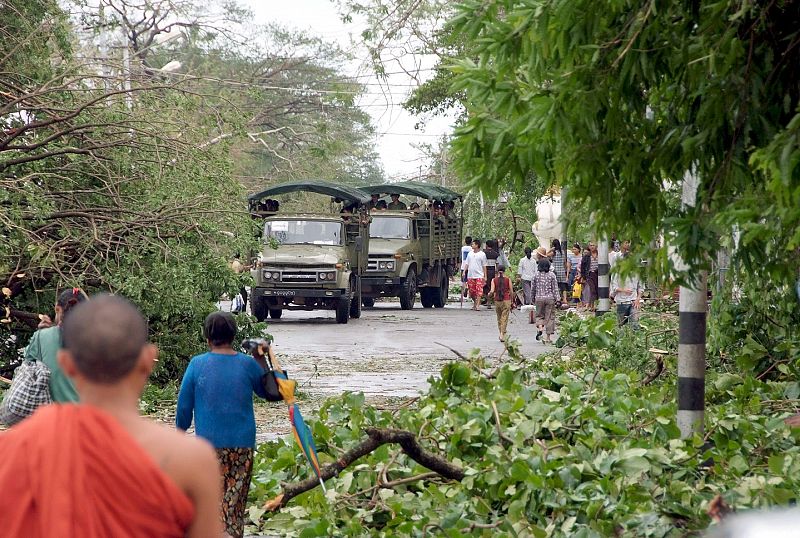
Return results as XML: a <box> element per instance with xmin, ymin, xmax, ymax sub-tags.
<box><xmin>532</xmin><ymin>271</ymin><xmax>559</xmax><ymax>302</ymax></box>
<box><xmin>590</xmin><ymin>255</ymin><xmax>598</xmax><ymax>273</ymax></box>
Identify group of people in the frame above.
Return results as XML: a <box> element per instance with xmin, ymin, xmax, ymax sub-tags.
<box><xmin>461</xmin><ymin>234</ymin><xmax>643</xmax><ymax>343</ymax></box>
<box><xmin>461</xmin><ymin>236</ymin><xmax>557</xmax><ymax>343</ymax></box>
<box><xmin>567</xmin><ymin>240</ymin><xmax>641</xmax><ymax>327</ymax></box>
<box><xmin>0</xmin><ymin>291</ymin><xmax>272</xmax><ymax>537</ymax></box>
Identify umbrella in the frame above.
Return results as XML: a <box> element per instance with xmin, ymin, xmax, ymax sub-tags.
<box><xmin>266</xmin><ymin>346</ymin><xmax>327</xmax><ymax>494</ymax></box>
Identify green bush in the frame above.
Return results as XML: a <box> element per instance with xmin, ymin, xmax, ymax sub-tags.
<box><xmin>248</xmin><ymin>349</ymin><xmax>800</xmax><ymax>537</ymax></box>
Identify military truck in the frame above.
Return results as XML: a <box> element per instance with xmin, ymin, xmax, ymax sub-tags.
<box><xmin>360</xmin><ymin>182</ymin><xmax>463</xmax><ymax>309</ymax></box>
<box><xmin>247</xmin><ymin>181</ymin><xmax>371</xmax><ymax>324</ymax></box>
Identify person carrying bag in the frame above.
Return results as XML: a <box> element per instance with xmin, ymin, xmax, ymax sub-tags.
<box><xmin>0</xmin><ymin>288</ymin><xmax>89</xmax><ymax>426</ymax></box>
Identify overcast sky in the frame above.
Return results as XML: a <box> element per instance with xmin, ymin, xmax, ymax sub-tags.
<box><xmin>239</xmin><ymin>0</ymin><xmax>456</xmax><ymax>180</ymax></box>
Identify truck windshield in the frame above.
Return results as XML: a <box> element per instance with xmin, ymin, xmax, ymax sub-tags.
<box><xmin>370</xmin><ymin>216</ymin><xmax>412</xmax><ymax>239</ymax></box>
<box><xmin>264</xmin><ymin>220</ymin><xmax>343</xmax><ymax>245</ymax></box>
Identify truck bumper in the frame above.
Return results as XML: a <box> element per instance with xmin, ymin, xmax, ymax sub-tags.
<box><xmin>361</xmin><ymin>276</ymin><xmax>405</xmax><ymax>297</ymax></box>
<box><xmin>252</xmin><ymin>287</ymin><xmax>346</xmax><ymax>299</ymax></box>
<box><xmin>362</xmin><ymin>276</ymin><xmax>404</xmax><ymax>287</ymax></box>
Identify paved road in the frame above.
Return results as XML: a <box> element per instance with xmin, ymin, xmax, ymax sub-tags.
<box><xmin>220</xmin><ymin>294</ymin><xmax>554</xmax><ymax>440</ymax></box>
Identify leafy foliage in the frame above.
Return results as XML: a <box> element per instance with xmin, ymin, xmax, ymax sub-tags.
<box><xmin>1</xmin><ymin>0</ymin><xmax>381</xmax><ymax>381</ymax></box>
<box><xmin>709</xmin><ymin>272</ymin><xmax>800</xmax><ymax>384</ymax></box>
<box><xmin>248</xmin><ymin>332</ymin><xmax>800</xmax><ymax>536</ymax></box>
<box><xmin>448</xmin><ymin>0</ymin><xmax>800</xmax><ymax>286</ymax></box>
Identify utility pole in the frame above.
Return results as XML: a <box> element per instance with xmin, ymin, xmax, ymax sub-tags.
<box><xmin>677</xmin><ymin>169</ymin><xmax>707</xmax><ymax>438</ymax></box>
<box><xmin>597</xmin><ymin>238</ymin><xmax>610</xmax><ymax>315</ymax></box>
<box><xmin>440</xmin><ymin>144</ymin><xmax>447</xmax><ymax>187</ymax></box>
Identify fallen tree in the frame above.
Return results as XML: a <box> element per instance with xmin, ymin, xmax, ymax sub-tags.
<box><xmin>264</xmin><ymin>427</ymin><xmax>464</xmax><ymax>511</ymax></box>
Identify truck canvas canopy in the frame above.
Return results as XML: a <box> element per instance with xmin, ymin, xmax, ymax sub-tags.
<box><xmin>248</xmin><ymin>180</ymin><xmax>372</xmax><ymax>209</ymax></box>
<box><xmin>362</xmin><ymin>181</ymin><xmax>462</xmax><ymax>202</ymax></box>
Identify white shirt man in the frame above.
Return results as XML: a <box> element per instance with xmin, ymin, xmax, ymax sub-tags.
<box><xmin>462</xmin><ymin>242</ymin><xmax>488</xmax><ymax>310</ymax></box>
<box><xmin>611</xmin><ymin>266</ymin><xmax>641</xmax><ymax>328</ymax></box>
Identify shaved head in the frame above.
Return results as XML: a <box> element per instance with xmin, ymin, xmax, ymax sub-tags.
<box><xmin>61</xmin><ymin>295</ymin><xmax>149</xmax><ymax>383</ymax></box>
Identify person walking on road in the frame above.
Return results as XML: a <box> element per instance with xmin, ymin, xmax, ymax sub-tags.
<box><xmin>176</xmin><ymin>312</ymin><xmax>271</xmax><ymax>538</ymax></box>
<box><xmin>489</xmin><ymin>265</ymin><xmax>514</xmax><ymax>342</ymax></box>
<box><xmin>550</xmin><ymin>239</ymin><xmax>569</xmax><ymax>305</ymax></box>
<box><xmin>517</xmin><ymin>247</ymin><xmax>537</xmax><ymax>322</ymax></box>
<box><xmin>567</xmin><ymin>243</ymin><xmax>582</xmax><ymax>305</ymax></box>
<box><xmin>462</xmin><ymin>239</ymin><xmax>488</xmax><ymax>311</ymax></box>
<box><xmin>460</xmin><ymin>236</ymin><xmax>472</xmax><ymax>298</ymax></box>
<box><xmin>532</xmin><ymin>258</ymin><xmax>559</xmax><ymax>343</ymax></box>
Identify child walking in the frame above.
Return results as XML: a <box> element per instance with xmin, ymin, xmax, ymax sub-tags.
<box><xmin>531</xmin><ymin>258</ymin><xmax>560</xmax><ymax>343</ymax></box>
<box><xmin>489</xmin><ymin>265</ymin><xmax>513</xmax><ymax>342</ymax></box>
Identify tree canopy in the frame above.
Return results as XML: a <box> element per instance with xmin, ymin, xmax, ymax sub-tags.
<box><xmin>1</xmin><ymin>0</ymin><xmax>383</xmax><ymax>379</ymax></box>
<box><xmin>447</xmin><ymin>0</ymin><xmax>799</xmax><ymax>281</ymax></box>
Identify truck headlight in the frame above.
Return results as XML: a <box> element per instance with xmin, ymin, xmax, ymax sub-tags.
<box><xmin>326</xmin><ymin>271</ymin><xmax>336</xmax><ymax>280</ymax></box>
<box><xmin>385</xmin><ymin>261</ymin><xmax>395</xmax><ymax>270</ymax></box>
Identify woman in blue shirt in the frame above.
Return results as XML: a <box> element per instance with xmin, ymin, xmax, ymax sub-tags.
<box><xmin>176</xmin><ymin>311</ymin><xmax>268</xmax><ymax>538</ymax></box>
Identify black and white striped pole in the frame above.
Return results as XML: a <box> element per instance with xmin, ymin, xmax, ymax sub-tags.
<box><xmin>597</xmin><ymin>239</ymin><xmax>610</xmax><ymax>315</ymax></box>
<box><xmin>676</xmin><ymin>170</ymin><xmax>707</xmax><ymax>438</ymax></box>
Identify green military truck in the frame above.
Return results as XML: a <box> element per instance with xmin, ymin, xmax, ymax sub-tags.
<box><xmin>360</xmin><ymin>182</ymin><xmax>463</xmax><ymax>309</ymax></box>
<box><xmin>247</xmin><ymin>181</ymin><xmax>371</xmax><ymax>324</ymax></box>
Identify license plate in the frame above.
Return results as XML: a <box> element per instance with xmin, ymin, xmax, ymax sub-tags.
<box><xmin>269</xmin><ymin>290</ymin><xmax>295</xmax><ymax>297</ymax></box>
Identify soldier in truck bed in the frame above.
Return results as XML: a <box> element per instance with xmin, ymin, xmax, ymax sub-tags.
<box><xmin>387</xmin><ymin>193</ymin><xmax>407</xmax><ymax>210</ymax></box>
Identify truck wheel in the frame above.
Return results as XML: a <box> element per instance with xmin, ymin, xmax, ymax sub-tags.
<box><xmin>420</xmin><ymin>288</ymin><xmax>434</xmax><ymax>308</ymax></box>
<box><xmin>400</xmin><ymin>268</ymin><xmax>417</xmax><ymax>310</ymax></box>
<box><xmin>349</xmin><ymin>279</ymin><xmax>362</xmax><ymax>319</ymax></box>
<box><xmin>336</xmin><ymin>285</ymin><xmax>351</xmax><ymax>324</ymax></box>
<box><xmin>251</xmin><ymin>295</ymin><xmax>268</xmax><ymax>321</ymax></box>
<box><xmin>362</xmin><ymin>297</ymin><xmax>375</xmax><ymax>308</ymax></box>
<box><xmin>433</xmin><ymin>273</ymin><xmax>448</xmax><ymax>308</ymax></box>
<box><xmin>268</xmin><ymin>309</ymin><xmax>282</xmax><ymax>319</ymax></box>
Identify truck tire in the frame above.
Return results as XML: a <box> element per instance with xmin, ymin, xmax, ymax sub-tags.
<box><xmin>362</xmin><ymin>297</ymin><xmax>375</xmax><ymax>308</ymax></box>
<box><xmin>433</xmin><ymin>272</ymin><xmax>448</xmax><ymax>308</ymax></box>
<box><xmin>268</xmin><ymin>309</ymin><xmax>282</xmax><ymax>319</ymax></box>
<box><xmin>251</xmin><ymin>295</ymin><xmax>268</xmax><ymax>322</ymax></box>
<box><xmin>336</xmin><ymin>285</ymin><xmax>351</xmax><ymax>324</ymax></box>
<box><xmin>349</xmin><ymin>278</ymin><xmax>362</xmax><ymax>319</ymax></box>
<box><xmin>420</xmin><ymin>288</ymin><xmax>434</xmax><ymax>308</ymax></box>
<box><xmin>400</xmin><ymin>268</ymin><xmax>417</xmax><ymax>310</ymax></box>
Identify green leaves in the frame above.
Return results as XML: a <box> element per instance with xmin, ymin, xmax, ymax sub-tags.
<box><xmin>247</xmin><ymin>336</ymin><xmax>800</xmax><ymax>536</ymax></box>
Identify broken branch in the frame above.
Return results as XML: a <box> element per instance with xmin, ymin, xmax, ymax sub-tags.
<box><xmin>264</xmin><ymin>427</ymin><xmax>464</xmax><ymax>511</ymax></box>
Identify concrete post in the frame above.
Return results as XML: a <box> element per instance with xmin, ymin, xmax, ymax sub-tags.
<box><xmin>597</xmin><ymin>239</ymin><xmax>610</xmax><ymax>315</ymax></box>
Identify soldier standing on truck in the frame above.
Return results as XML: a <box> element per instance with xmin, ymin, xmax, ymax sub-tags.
<box><xmin>387</xmin><ymin>194</ymin><xmax>407</xmax><ymax>210</ymax></box>
<box><xmin>462</xmin><ymin>239</ymin><xmax>487</xmax><ymax>311</ymax></box>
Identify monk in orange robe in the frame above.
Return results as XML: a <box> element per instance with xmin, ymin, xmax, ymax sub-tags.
<box><xmin>0</xmin><ymin>295</ymin><xmax>223</xmax><ymax>538</ymax></box>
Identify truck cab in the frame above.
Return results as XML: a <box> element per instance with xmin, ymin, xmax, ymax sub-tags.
<box><xmin>248</xmin><ymin>181</ymin><xmax>370</xmax><ymax>324</ymax></box>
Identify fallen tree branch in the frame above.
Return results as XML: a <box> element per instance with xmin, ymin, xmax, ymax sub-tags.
<box><xmin>641</xmin><ymin>355</ymin><xmax>665</xmax><ymax>386</ymax></box>
<box><xmin>491</xmin><ymin>401</ymin><xmax>513</xmax><ymax>448</ymax></box>
<box><xmin>264</xmin><ymin>427</ymin><xmax>464</xmax><ymax>511</ymax></box>
<box><xmin>434</xmin><ymin>341</ymin><xmax>467</xmax><ymax>361</ymax></box>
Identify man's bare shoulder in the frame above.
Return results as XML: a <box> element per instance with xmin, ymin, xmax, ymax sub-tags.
<box><xmin>133</xmin><ymin>419</ymin><xmax>218</xmax><ymax>479</ymax></box>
